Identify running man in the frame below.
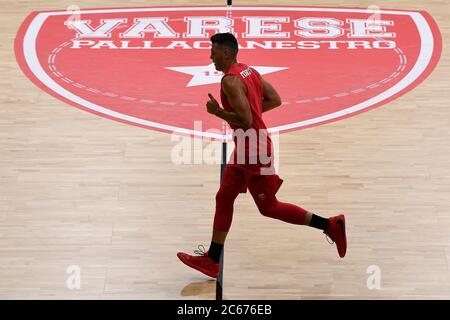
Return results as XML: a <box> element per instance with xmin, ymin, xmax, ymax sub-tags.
<box><xmin>177</xmin><ymin>33</ymin><xmax>347</xmax><ymax>278</ymax></box>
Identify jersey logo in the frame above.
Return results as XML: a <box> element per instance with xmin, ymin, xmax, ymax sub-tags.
<box><xmin>240</xmin><ymin>68</ymin><xmax>253</xmax><ymax>78</ymax></box>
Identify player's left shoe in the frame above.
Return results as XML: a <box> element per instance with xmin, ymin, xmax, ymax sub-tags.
<box><xmin>324</xmin><ymin>214</ymin><xmax>347</xmax><ymax>258</ymax></box>
<box><xmin>177</xmin><ymin>245</ymin><xmax>219</xmax><ymax>278</ymax></box>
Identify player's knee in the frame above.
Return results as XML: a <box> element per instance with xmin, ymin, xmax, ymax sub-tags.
<box><xmin>258</xmin><ymin>205</ymin><xmax>274</xmax><ymax>217</ymax></box>
<box><xmin>215</xmin><ymin>188</ymin><xmax>234</xmax><ymax>204</ymax></box>
<box><xmin>215</xmin><ymin>190</ymin><xmax>224</xmax><ymax>203</ymax></box>
<box><xmin>256</xmin><ymin>196</ymin><xmax>278</xmax><ymax>217</ymax></box>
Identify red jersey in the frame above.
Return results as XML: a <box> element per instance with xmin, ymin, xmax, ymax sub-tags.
<box><xmin>220</xmin><ymin>63</ymin><xmax>273</xmax><ymax>167</ymax></box>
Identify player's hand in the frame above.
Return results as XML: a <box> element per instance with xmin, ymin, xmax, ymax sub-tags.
<box><xmin>206</xmin><ymin>93</ymin><xmax>220</xmax><ymax>115</ymax></box>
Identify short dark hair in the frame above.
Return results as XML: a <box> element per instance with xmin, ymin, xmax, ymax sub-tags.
<box><xmin>210</xmin><ymin>32</ymin><xmax>238</xmax><ymax>55</ymax></box>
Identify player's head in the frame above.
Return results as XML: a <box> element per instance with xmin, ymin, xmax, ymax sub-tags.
<box><xmin>210</xmin><ymin>32</ymin><xmax>239</xmax><ymax>71</ymax></box>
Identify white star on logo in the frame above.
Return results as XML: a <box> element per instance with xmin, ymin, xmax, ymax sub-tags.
<box><xmin>165</xmin><ymin>64</ymin><xmax>288</xmax><ymax>87</ymax></box>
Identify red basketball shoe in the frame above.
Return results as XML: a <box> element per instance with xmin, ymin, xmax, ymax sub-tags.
<box><xmin>177</xmin><ymin>245</ymin><xmax>219</xmax><ymax>278</ymax></box>
<box><xmin>324</xmin><ymin>214</ymin><xmax>347</xmax><ymax>258</ymax></box>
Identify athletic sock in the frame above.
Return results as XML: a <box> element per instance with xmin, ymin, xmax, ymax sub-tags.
<box><xmin>310</xmin><ymin>214</ymin><xmax>330</xmax><ymax>231</ymax></box>
<box><xmin>208</xmin><ymin>241</ymin><xmax>224</xmax><ymax>263</ymax></box>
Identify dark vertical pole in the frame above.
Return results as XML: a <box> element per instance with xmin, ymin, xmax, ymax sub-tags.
<box><xmin>216</xmin><ymin>0</ymin><xmax>232</xmax><ymax>302</ymax></box>
<box><xmin>216</xmin><ymin>141</ymin><xmax>226</xmax><ymax>301</ymax></box>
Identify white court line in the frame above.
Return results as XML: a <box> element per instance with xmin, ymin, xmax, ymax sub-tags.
<box><xmin>23</xmin><ymin>8</ymin><xmax>435</xmax><ymax>138</ymax></box>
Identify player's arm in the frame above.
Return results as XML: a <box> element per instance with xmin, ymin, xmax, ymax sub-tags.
<box><xmin>261</xmin><ymin>75</ymin><xmax>282</xmax><ymax>113</ymax></box>
<box><xmin>206</xmin><ymin>76</ymin><xmax>253</xmax><ymax>129</ymax></box>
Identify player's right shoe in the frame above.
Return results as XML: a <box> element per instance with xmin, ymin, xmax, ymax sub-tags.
<box><xmin>177</xmin><ymin>245</ymin><xmax>219</xmax><ymax>278</ymax></box>
<box><xmin>324</xmin><ymin>214</ymin><xmax>347</xmax><ymax>258</ymax></box>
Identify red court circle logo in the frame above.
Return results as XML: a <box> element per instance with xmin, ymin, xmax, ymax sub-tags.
<box><xmin>15</xmin><ymin>6</ymin><xmax>442</xmax><ymax>139</ymax></box>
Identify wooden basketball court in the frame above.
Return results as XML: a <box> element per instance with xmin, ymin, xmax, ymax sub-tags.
<box><xmin>1</xmin><ymin>0</ymin><xmax>449</xmax><ymax>299</ymax></box>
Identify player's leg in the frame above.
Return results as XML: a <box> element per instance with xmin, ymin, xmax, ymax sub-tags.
<box><xmin>208</xmin><ymin>164</ymin><xmax>246</xmax><ymax>262</ymax></box>
<box><xmin>177</xmin><ymin>165</ymin><xmax>246</xmax><ymax>278</ymax></box>
<box><xmin>248</xmin><ymin>174</ymin><xmax>347</xmax><ymax>257</ymax></box>
<box><xmin>247</xmin><ymin>174</ymin><xmax>309</xmax><ymax>225</ymax></box>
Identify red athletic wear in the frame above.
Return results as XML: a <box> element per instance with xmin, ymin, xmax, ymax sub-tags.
<box><xmin>213</xmin><ymin>63</ymin><xmax>308</xmax><ymax>231</ymax></box>
<box><xmin>220</xmin><ymin>63</ymin><xmax>272</xmax><ymax>166</ymax></box>
<box><xmin>176</xmin><ymin>63</ymin><xmax>346</xmax><ymax>279</ymax></box>
<box><xmin>324</xmin><ymin>214</ymin><xmax>347</xmax><ymax>258</ymax></box>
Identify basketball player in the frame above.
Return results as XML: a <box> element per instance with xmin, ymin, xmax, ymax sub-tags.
<box><xmin>177</xmin><ymin>33</ymin><xmax>347</xmax><ymax>278</ymax></box>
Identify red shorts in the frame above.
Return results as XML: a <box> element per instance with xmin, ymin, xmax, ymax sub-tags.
<box><xmin>221</xmin><ymin>163</ymin><xmax>283</xmax><ymax>199</ymax></box>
